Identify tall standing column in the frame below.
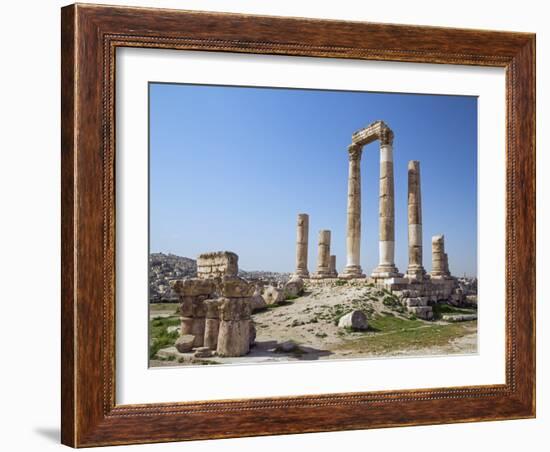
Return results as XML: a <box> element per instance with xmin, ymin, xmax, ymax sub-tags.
<box><xmin>294</xmin><ymin>213</ymin><xmax>309</xmax><ymax>278</ymax></box>
<box><xmin>340</xmin><ymin>144</ymin><xmax>365</xmax><ymax>278</ymax></box>
<box><xmin>430</xmin><ymin>235</ymin><xmax>451</xmax><ymax>278</ymax></box>
<box><xmin>405</xmin><ymin>160</ymin><xmax>426</xmax><ymax>280</ymax></box>
<box><xmin>312</xmin><ymin>230</ymin><xmax>332</xmax><ymax>279</ymax></box>
<box><xmin>372</xmin><ymin>129</ymin><xmax>401</xmax><ymax>278</ymax></box>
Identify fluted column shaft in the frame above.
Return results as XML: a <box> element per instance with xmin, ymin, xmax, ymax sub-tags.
<box><xmin>294</xmin><ymin>213</ymin><xmax>309</xmax><ymax>278</ymax></box>
<box><xmin>406</xmin><ymin>161</ymin><xmax>426</xmax><ymax>280</ymax></box>
<box><xmin>372</xmin><ymin>130</ymin><xmax>401</xmax><ymax>278</ymax></box>
<box><xmin>340</xmin><ymin>144</ymin><xmax>365</xmax><ymax>278</ymax></box>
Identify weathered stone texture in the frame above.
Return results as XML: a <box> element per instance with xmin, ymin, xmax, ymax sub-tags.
<box><xmin>175</xmin><ymin>335</ymin><xmax>195</xmax><ymax>353</ymax></box>
<box><xmin>217</xmin><ymin>319</ymin><xmax>251</xmax><ymax>357</ymax></box>
<box><xmin>171</xmin><ymin>278</ymin><xmax>215</xmax><ymax>297</ymax></box>
<box><xmin>196</xmin><ymin>251</ymin><xmax>238</xmax><ymax>279</ymax></box>
<box><xmin>312</xmin><ymin>230</ymin><xmax>332</xmax><ymax>279</ymax></box>
<box><xmin>218</xmin><ymin>276</ymin><xmax>255</xmax><ymax>298</ymax></box>
<box><xmin>284</xmin><ymin>275</ymin><xmax>304</xmax><ymax>298</ymax></box>
<box><xmin>262</xmin><ymin>285</ymin><xmax>284</xmax><ymax>305</ymax></box>
<box><xmin>405</xmin><ymin>160</ymin><xmax>426</xmax><ymax>281</ymax></box>
<box><xmin>295</xmin><ymin>213</ymin><xmax>310</xmax><ymax>278</ymax></box>
<box><xmin>179</xmin><ymin>316</ymin><xmax>193</xmax><ymax>336</ymax></box>
<box><xmin>169</xmin><ymin>251</ymin><xmax>256</xmax><ymax>358</ymax></box>
<box><xmin>329</xmin><ymin>255</ymin><xmax>338</xmax><ymax>277</ymax></box>
<box><xmin>203</xmin><ymin>318</ymin><xmax>220</xmax><ymax>350</ymax></box>
<box><xmin>341</xmin><ymin>143</ymin><xmax>365</xmax><ymax>278</ymax></box>
<box><xmin>430</xmin><ymin>235</ymin><xmax>451</xmax><ymax>278</ymax></box>
<box><xmin>338</xmin><ymin>310</ymin><xmax>369</xmax><ymax>330</ymax></box>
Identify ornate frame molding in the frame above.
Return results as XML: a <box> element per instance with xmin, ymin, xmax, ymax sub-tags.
<box><xmin>61</xmin><ymin>4</ymin><xmax>535</xmax><ymax>447</ymax></box>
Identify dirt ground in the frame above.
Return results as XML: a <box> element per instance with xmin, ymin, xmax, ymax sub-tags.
<box><xmin>149</xmin><ymin>281</ymin><xmax>477</xmax><ymax>367</ymax></box>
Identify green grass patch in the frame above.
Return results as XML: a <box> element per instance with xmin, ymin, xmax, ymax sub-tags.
<box><xmin>149</xmin><ymin>302</ymin><xmax>180</xmax><ymax>315</ymax></box>
<box><xmin>337</xmin><ymin>317</ymin><xmax>477</xmax><ymax>354</ymax></box>
<box><xmin>432</xmin><ymin>303</ymin><xmax>477</xmax><ymax>319</ymax></box>
<box><xmin>368</xmin><ymin>314</ymin><xmax>424</xmax><ymax>332</ymax></box>
<box><xmin>335</xmin><ymin>279</ymin><xmax>348</xmax><ymax>286</ymax></box>
<box><xmin>149</xmin><ymin>315</ymin><xmax>180</xmax><ymax>359</ymax></box>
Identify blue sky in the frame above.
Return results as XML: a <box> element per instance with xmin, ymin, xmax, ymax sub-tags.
<box><xmin>149</xmin><ymin>83</ymin><xmax>477</xmax><ymax>277</ymax></box>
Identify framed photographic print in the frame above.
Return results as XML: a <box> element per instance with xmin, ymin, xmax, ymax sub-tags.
<box><xmin>61</xmin><ymin>3</ymin><xmax>536</xmax><ymax>447</ymax></box>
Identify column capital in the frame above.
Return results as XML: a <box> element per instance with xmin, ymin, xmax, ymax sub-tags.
<box><xmin>347</xmin><ymin>143</ymin><xmax>363</xmax><ymax>161</ymax></box>
<box><xmin>379</xmin><ymin>127</ymin><xmax>394</xmax><ymax>146</ymax></box>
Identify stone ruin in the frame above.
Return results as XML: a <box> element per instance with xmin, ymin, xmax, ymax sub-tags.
<box><xmin>291</xmin><ymin>120</ymin><xmax>468</xmax><ymax>320</ymax></box>
<box><xmin>169</xmin><ymin>251</ymin><xmax>307</xmax><ymax>359</ymax></box>
<box><xmin>170</xmin><ymin>251</ymin><xmax>255</xmax><ymax>357</ymax></box>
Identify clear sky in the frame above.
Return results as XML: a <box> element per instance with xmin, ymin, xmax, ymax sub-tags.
<box><xmin>149</xmin><ymin>83</ymin><xmax>477</xmax><ymax>277</ymax></box>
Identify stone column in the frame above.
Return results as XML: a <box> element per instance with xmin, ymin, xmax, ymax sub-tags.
<box><xmin>430</xmin><ymin>235</ymin><xmax>451</xmax><ymax>278</ymax></box>
<box><xmin>405</xmin><ymin>160</ymin><xmax>426</xmax><ymax>280</ymax></box>
<box><xmin>372</xmin><ymin>129</ymin><xmax>401</xmax><ymax>278</ymax></box>
<box><xmin>203</xmin><ymin>299</ymin><xmax>221</xmax><ymax>350</ymax></box>
<box><xmin>294</xmin><ymin>213</ymin><xmax>309</xmax><ymax>278</ymax></box>
<box><xmin>340</xmin><ymin>144</ymin><xmax>365</xmax><ymax>278</ymax></box>
<box><xmin>312</xmin><ymin>230</ymin><xmax>332</xmax><ymax>278</ymax></box>
<box><xmin>216</xmin><ymin>298</ymin><xmax>251</xmax><ymax>357</ymax></box>
<box><xmin>329</xmin><ymin>255</ymin><xmax>338</xmax><ymax>277</ymax></box>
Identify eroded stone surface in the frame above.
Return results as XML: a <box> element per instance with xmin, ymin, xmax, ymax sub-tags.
<box><xmin>262</xmin><ymin>285</ymin><xmax>284</xmax><ymax>305</ymax></box>
<box><xmin>217</xmin><ymin>319</ymin><xmax>250</xmax><ymax>357</ymax></box>
<box><xmin>218</xmin><ymin>276</ymin><xmax>255</xmax><ymax>298</ymax></box>
<box><xmin>295</xmin><ymin>213</ymin><xmax>310</xmax><ymax>278</ymax></box>
<box><xmin>197</xmin><ymin>251</ymin><xmax>238</xmax><ymax>279</ymax></box>
<box><xmin>171</xmin><ymin>278</ymin><xmax>215</xmax><ymax>297</ymax></box>
<box><xmin>175</xmin><ymin>334</ymin><xmax>195</xmax><ymax>353</ymax></box>
<box><xmin>284</xmin><ymin>275</ymin><xmax>304</xmax><ymax>298</ymax></box>
<box><xmin>338</xmin><ymin>310</ymin><xmax>369</xmax><ymax>330</ymax></box>
<box><xmin>311</xmin><ymin>230</ymin><xmax>332</xmax><ymax>279</ymax></box>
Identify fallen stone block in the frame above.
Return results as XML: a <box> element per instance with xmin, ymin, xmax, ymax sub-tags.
<box><xmin>408</xmin><ymin>306</ymin><xmax>433</xmax><ymax>320</ymax></box>
<box><xmin>441</xmin><ymin>314</ymin><xmax>477</xmax><ymax>322</ymax></box>
<box><xmin>262</xmin><ymin>285</ymin><xmax>285</xmax><ymax>305</ymax></box>
<box><xmin>249</xmin><ymin>294</ymin><xmax>267</xmax><ymax>312</ymax></box>
<box><xmin>284</xmin><ymin>276</ymin><xmax>304</xmax><ymax>298</ymax></box>
<box><xmin>175</xmin><ymin>334</ymin><xmax>195</xmax><ymax>353</ymax></box>
<box><xmin>338</xmin><ymin>310</ymin><xmax>369</xmax><ymax>331</ymax></box>
<box><xmin>194</xmin><ymin>346</ymin><xmax>214</xmax><ymax>358</ymax></box>
<box><xmin>156</xmin><ymin>346</ymin><xmax>182</xmax><ymax>360</ymax></box>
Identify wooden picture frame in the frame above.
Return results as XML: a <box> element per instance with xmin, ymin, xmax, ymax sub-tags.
<box><xmin>61</xmin><ymin>3</ymin><xmax>535</xmax><ymax>447</ymax></box>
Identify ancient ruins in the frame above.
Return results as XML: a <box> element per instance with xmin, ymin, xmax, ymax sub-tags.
<box><xmin>160</xmin><ymin>120</ymin><xmax>472</xmax><ymax>363</ymax></box>
<box><xmin>170</xmin><ymin>252</ymin><xmax>256</xmax><ymax>357</ymax></box>
<box><xmin>292</xmin><ymin>120</ymin><xmax>464</xmax><ymax>320</ymax></box>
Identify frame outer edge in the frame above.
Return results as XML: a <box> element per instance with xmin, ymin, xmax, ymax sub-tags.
<box><xmin>514</xmin><ymin>35</ymin><xmax>536</xmax><ymax>416</ymax></box>
<box><xmin>60</xmin><ymin>3</ymin><xmax>536</xmax><ymax>447</ymax></box>
<box><xmin>61</xmin><ymin>3</ymin><xmax>77</xmax><ymax>448</ymax></box>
